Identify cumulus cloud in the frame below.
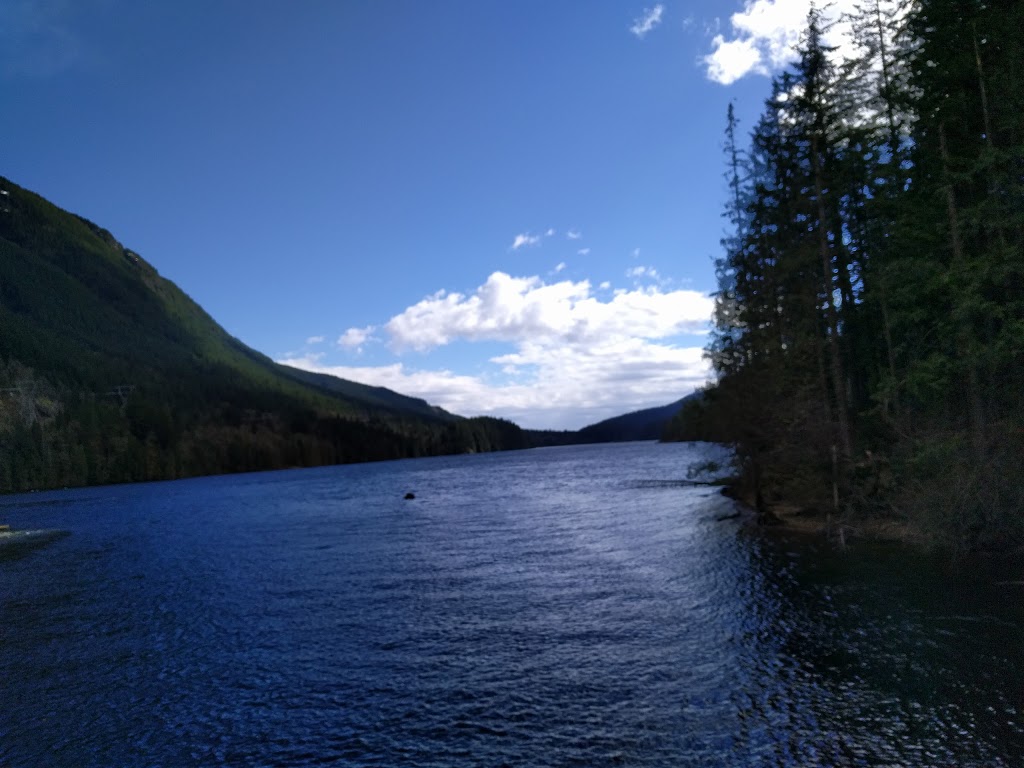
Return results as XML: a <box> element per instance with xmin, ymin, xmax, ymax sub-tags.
<box><xmin>705</xmin><ymin>34</ymin><xmax>765</xmax><ymax>84</ymax></box>
<box><xmin>337</xmin><ymin>325</ymin><xmax>376</xmax><ymax>352</ymax></box>
<box><xmin>567</xmin><ymin>229</ymin><xmax>582</xmax><ymax>240</ymax></box>
<box><xmin>577</xmin><ymin>247</ymin><xmax>591</xmax><ymax>256</ymax></box>
<box><xmin>630</xmin><ymin>5</ymin><xmax>664</xmax><ymax>39</ymax></box>
<box><xmin>554</xmin><ymin>262</ymin><xmax>567</xmax><ymax>273</ymax></box>
<box><xmin>385</xmin><ymin>271</ymin><xmax>710</xmax><ymax>352</ymax></box>
<box><xmin>703</xmin><ymin>0</ymin><xmax>886</xmax><ymax>85</ymax></box>
<box><xmin>279</xmin><ymin>271</ymin><xmax>714</xmax><ymax>429</ymax></box>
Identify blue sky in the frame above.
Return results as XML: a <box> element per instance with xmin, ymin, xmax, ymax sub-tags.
<box><xmin>2</xmin><ymin>0</ymin><xmax>862</xmax><ymax>429</ymax></box>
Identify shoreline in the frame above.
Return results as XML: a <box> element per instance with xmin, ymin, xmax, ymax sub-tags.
<box><xmin>757</xmin><ymin>505</ymin><xmax>931</xmax><ymax>547</ymax></box>
<box><xmin>722</xmin><ymin>486</ymin><xmax>932</xmax><ymax>547</ymax></box>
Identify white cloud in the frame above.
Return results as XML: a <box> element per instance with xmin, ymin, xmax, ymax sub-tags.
<box><xmin>554</xmin><ymin>262</ymin><xmax>567</xmax><ymax>273</ymax></box>
<box><xmin>511</xmin><ymin>232</ymin><xmax>541</xmax><ymax>250</ymax></box>
<box><xmin>337</xmin><ymin>325</ymin><xmax>376</xmax><ymax>352</ymax></box>
<box><xmin>577</xmin><ymin>247</ymin><xmax>591</xmax><ymax>256</ymax></box>
<box><xmin>705</xmin><ymin>34</ymin><xmax>765</xmax><ymax>85</ymax></box>
<box><xmin>305</xmin><ymin>335</ymin><xmax>325</xmax><ymax>345</ymax></box>
<box><xmin>599</xmin><ymin>281</ymin><xmax>611</xmax><ymax>290</ymax></box>
<box><xmin>630</xmin><ymin>5</ymin><xmax>665</xmax><ymax>39</ymax></box>
<box><xmin>385</xmin><ymin>271</ymin><xmax>710</xmax><ymax>352</ymax></box>
<box><xmin>511</xmin><ymin>228</ymin><xmax>560</xmax><ymax>250</ymax></box>
<box><xmin>567</xmin><ymin>229</ymin><xmax>582</xmax><ymax>240</ymax></box>
<box><xmin>279</xmin><ymin>271</ymin><xmax>714</xmax><ymax>429</ymax></box>
<box><xmin>627</xmin><ymin>265</ymin><xmax>660</xmax><ymax>280</ymax></box>
<box><xmin>703</xmin><ymin>0</ymin><xmax>887</xmax><ymax>85</ymax></box>
<box><xmin>279</xmin><ymin>340</ymin><xmax>708</xmax><ymax>431</ymax></box>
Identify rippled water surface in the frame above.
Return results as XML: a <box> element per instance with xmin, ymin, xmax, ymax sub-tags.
<box><xmin>2</xmin><ymin>442</ymin><xmax>1022</xmax><ymax>766</ymax></box>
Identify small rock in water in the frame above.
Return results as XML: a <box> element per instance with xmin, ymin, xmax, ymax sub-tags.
<box><xmin>404</xmin><ymin>492</ymin><xmax>415</xmax><ymax>500</ymax></box>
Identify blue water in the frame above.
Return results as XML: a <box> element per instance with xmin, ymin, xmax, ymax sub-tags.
<box><xmin>1</xmin><ymin>442</ymin><xmax>1022</xmax><ymax>766</ymax></box>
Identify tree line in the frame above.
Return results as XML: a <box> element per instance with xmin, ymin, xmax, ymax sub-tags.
<box><xmin>0</xmin><ymin>356</ymin><xmax>530</xmax><ymax>493</ymax></box>
<box><xmin>681</xmin><ymin>0</ymin><xmax>1023</xmax><ymax>550</ymax></box>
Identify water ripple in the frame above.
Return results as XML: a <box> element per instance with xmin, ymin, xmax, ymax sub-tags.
<box><xmin>1</xmin><ymin>443</ymin><xmax>1022</xmax><ymax>766</ymax></box>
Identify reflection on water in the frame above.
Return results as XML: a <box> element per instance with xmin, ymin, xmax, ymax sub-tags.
<box><xmin>1</xmin><ymin>442</ymin><xmax>1021</xmax><ymax>766</ymax></box>
<box><xmin>730</xmin><ymin>533</ymin><xmax>1024</xmax><ymax>766</ymax></box>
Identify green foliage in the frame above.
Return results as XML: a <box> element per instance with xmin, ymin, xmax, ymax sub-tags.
<box><xmin>661</xmin><ymin>390</ymin><xmax>716</xmax><ymax>443</ymax></box>
<box><xmin>700</xmin><ymin>1</ymin><xmax>1024</xmax><ymax>548</ymax></box>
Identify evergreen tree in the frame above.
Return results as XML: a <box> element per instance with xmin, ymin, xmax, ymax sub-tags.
<box><xmin>696</xmin><ymin>0</ymin><xmax>1024</xmax><ymax>548</ymax></box>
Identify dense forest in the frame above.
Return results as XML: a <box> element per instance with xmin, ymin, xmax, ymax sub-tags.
<box><xmin>0</xmin><ymin>176</ymin><xmax>533</xmax><ymax>493</ymax></box>
<box><xmin>674</xmin><ymin>0</ymin><xmax>1023</xmax><ymax>550</ymax></box>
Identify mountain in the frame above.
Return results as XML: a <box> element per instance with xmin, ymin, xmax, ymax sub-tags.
<box><xmin>574</xmin><ymin>396</ymin><xmax>696</xmax><ymax>443</ymax></box>
<box><xmin>277</xmin><ymin>366</ymin><xmax>454</xmax><ymax>422</ymax></box>
<box><xmin>521</xmin><ymin>395</ymin><xmax>699</xmax><ymax>447</ymax></box>
<box><xmin>0</xmin><ymin>175</ymin><xmax>526</xmax><ymax>493</ymax></box>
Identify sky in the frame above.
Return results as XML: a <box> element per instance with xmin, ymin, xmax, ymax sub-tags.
<box><xmin>1</xmin><ymin>0</ymin><xmax>867</xmax><ymax>429</ymax></box>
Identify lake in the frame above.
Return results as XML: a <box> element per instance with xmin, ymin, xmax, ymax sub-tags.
<box><xmin>1</xmin><ymin>441</ymin><xmax>1022</xmax><ymax>766</ymax></box>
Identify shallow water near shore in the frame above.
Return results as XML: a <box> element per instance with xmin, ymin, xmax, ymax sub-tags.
<box><xmin>1</xmin><ymin>441</ymin><xmax>1022</xmax><ymax>766</ymax></box>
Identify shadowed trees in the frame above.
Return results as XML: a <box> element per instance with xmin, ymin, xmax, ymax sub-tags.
<box><xmin>697</xmin><ymin>0</ymin><xmax>1024</xmax><ymax>548</ymax></box>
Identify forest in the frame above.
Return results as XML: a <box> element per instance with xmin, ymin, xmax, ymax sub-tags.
<box><xmin>670</xmin><ymin>0</ymin><xmax>1023</xmax><ymax>551</ymax></box>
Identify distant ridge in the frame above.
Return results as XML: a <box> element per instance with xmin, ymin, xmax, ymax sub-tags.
<box><xmin>575</xmin><ymin>396</ymin><xmax>697</xmax><ymax>443</ymax></box>
<box><xmin>523</xmin><ymin>394</ymin><xmax>699</xmax><ymax>447</ymax></box>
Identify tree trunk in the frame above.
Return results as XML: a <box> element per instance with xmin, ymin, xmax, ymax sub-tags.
<box><xmin>938</xmin><ymin>121</ymin><xmax>986</xmax><ymax>458</ymax></box>
<box><xmin>812</xmin><ymin>133</ymin><xmax>853</xmax><ymax>459</ymax></box>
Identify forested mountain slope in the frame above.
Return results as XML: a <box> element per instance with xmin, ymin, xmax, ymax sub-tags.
<box><xmin>575</xmin><ymin>397</ymin><xmax>695</xmax><ymax>444</ymax></box>
<box><xmin>0</xmin><ymin>176</ymin><xmax>526</xmax><ymax>492</ymax></box>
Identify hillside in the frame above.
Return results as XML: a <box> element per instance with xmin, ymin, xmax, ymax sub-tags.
<box><xmin>574</xmin><ymin>397</ymin><xmax>695</xmax><ymax>444</ymax></box>
<box><xmin>520</xmin><ymin>395</ymin><xmax>697</xmax><ymax>448</ymax></box>
<box><xmin>0</xmin><ymin>176</ymin><xmax>526</xmax><ymax>492</ymax></box>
